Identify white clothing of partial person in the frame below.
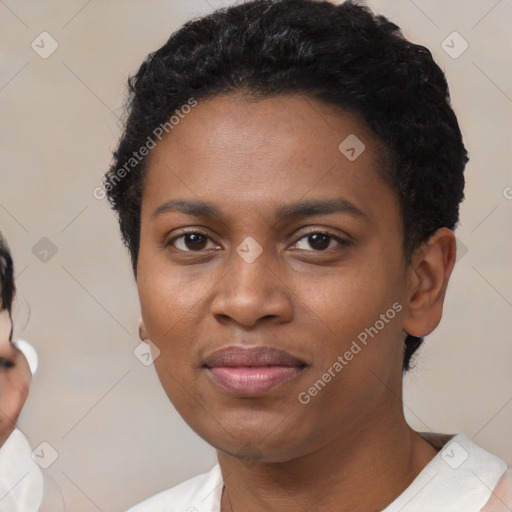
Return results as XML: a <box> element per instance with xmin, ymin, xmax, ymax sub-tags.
<box><xmin>0</xmin><ymin>427</ymin><xmax>44</xmax><ymax>512</ymax></box>
<box><xmin>126</xmin><ymin>433</ymin><xmax>512</xmax><ymax>512</ymax></box>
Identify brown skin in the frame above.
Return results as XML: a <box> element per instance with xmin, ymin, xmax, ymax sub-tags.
<box><xmin>0</xmin><ymin>309</ymin><xmax>31</xmax><ymax>447</ymax></box>
<box><xmin>137</xmin><ymin>93</ymin><xmax>456</xmax><ymax>511</ymax></box>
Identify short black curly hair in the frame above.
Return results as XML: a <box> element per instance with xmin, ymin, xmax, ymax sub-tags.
<box><xmin>105</xmin><ymin>0</ymin><xmax>468</xmax><ymax>372</ymax></box>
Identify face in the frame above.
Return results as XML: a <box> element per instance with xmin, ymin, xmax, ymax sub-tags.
<box><xmin>137</xmin><ymin>93</ymin><xmax>411</xmax><ymax>462</ymax></box>
<box><xmin>0</xmin><ymin>309</ymin><xmax>11</xmax><ymax>346</ymax></box>
<box><xmin>0</xmin><ymin>309</ymin><xmax>31</xmax><ymax>446</ymax></box>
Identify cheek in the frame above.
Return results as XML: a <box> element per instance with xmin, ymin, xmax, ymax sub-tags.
<box><xmin>136</xmin><ymin>258</ymin><xmax>217</xmax><ymax>397</ymax></box>
<box><xmin>292</xmin><ymin>270</ymin><xmax>404</xmax><ymax>428</ymax></box>
<box><xmin>137</xmin><ymin>269</ymin><xmax>205</xmax><ymax>414</ymax></box>
<box><xmin>137</xmin><ymin>254</ymin><xmax>212</xmax><ymax>338</ymax></box>
<box><xmin>299</xmin><ymin>263</ymin><xmax>399</xmax><ymax>342</ymax></box>
<box><xmin>0</xmin><ymin>311</ymin><xmax>12</xmax><ymax>343</ymax></box>
<box><xmin>294</xmin><ymin>254</ymin><xmax>406</xmax><ymax>394</ymax></box>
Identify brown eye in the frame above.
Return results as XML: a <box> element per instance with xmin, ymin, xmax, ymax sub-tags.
<box><xmin>167</xmin><ymin>231</ymin><xmax>221</xmax><ymax>252</ymax></box>
<box><xmin>181</xmin><ymin>233</ymin><xmax>207</xmax><ymax>251</ymax></box>
<box><xmin>305</xmin><ymin>233</ymin><xmax>330</xmax><ymax>250</ymax></box>
<box><xmin>293</xmin><ymin>230</ymin><xmax>350</xmax><ymax>251</ymax></box>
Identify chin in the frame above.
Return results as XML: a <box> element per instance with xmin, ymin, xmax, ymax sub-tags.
<box><xmin>190</xmin><ymin>414</ymin><xmax>317</xmax><ymax>464</ymax></box>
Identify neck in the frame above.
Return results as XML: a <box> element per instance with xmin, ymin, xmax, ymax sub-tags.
<box><xmin>218</xmin><ymin>406</ymin><xmax>438</xmax><ymax>512</ymax></box>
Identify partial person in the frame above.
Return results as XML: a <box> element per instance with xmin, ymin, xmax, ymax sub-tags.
<box><xmin>0</xmin><ymin>231</ymin><xmax>44</xmax><ymax>511</ymax></box>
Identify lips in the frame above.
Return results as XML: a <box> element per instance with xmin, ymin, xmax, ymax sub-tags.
<box><xmin>203</xmin><ymin>346</ymin><xmax>307</xmax><ymax>396</ymax></box>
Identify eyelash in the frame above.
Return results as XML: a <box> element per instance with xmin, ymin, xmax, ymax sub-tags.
<box><xmin>165</xmin><ymin>227</ymin><xmax>351</xmax><ymax>253</ymax></box>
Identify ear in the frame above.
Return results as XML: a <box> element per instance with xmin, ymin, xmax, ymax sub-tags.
<box><xmin>138</xmin><ymin>317</ymin><xmax>148</xmax><ymax>341</ymax></box>
<box><xmin>402</xmin><ymin>227</ymin><xmax>457</xmax><ymax>337</ymax></box>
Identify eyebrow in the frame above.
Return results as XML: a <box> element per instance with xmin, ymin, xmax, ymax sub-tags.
<box><xmin>151</xmin><ymin>198</ymin><xmax>367</xmax><ymax>222</ymax></box>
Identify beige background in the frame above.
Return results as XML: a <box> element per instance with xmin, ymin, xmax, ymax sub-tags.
<box><xmin>0</xmin><ymin>0</ymin><xmax>511</xmax><ymax>510</ymax></box>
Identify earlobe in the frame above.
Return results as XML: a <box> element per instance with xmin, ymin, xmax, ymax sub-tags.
<box><xmin>402</xmin><ymin>227</ymin><xmax>457</xmax><ymax>338</ymax></box>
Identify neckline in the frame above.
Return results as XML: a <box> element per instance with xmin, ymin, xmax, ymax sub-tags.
<box><xmin>380</xmin><ymin>433</ymin><xmax>507</xmax><ymax>511</ymax></box>
<box><xmin>210</xmin><ymin>433</ymin><xmax>507</xmax><ymax>512</ymax></box>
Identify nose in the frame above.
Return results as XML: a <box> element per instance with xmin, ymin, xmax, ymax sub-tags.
<box><xmin>210</xmin><ymin>246</ymin><xmax>294</xmax><ymax>328</ymax></box>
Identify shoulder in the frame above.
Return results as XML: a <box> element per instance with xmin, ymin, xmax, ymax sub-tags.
<box><xmin>126</xmin><ymin>464</ymin><xmax>222</xmax><ymax>512</ymax></box>
<box><xmin>481</xmin><ymin>468</ymin><xmax>512</xmax><ymax>512</ymax></box>
<box><xmin>384</xmin><ymin>432</ymin><xmax>510</xmax><ymax>512</ymax></box>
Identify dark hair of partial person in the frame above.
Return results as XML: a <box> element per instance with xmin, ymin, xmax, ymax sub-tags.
<box><xmin>0</xmin><ymin>232</ymin><xmax>15</xmax><ymax>341</ymax></box>
<box><xmin>104</xmin><ymin>0</ymin><xmax>468</xmax><ymax>372</ymax></box>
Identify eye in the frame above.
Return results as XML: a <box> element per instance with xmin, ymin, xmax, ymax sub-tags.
<box><xmin>292</xmin><ymin>228</ymin><xmax>351</xmax><ymax>251</ymax></box>
<box><xmin>0</xmin><ymin>357</ymin><xmax>14</xmax><ymax>370</ymax></box>
<box><xmin>165</xmin><ymin>228</ymin><xmax>351</xmax><ymax>253</ymax></box>
<box><xmin>166</xmin><ymin>230</ymin><xmax>221</xmax><ymax>252</ymax></box>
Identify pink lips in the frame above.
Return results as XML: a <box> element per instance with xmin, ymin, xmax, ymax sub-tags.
<box><xmin>203</xmin><ymin>346</ymin><xmax>306</xmax><ymax>396</ymax></box>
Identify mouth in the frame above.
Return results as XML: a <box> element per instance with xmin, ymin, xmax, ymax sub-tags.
<box><xmin>202</xmin><ymin>346</ymin><xmax>307</xmax><ymax>396</ymax></box>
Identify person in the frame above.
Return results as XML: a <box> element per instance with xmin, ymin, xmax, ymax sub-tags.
<box><xmin>104</xmin><ymin>0</ymin><xmax>511</xmax><ymax>510</ymax></box>
<box><xmin>0</xmin><ymin>231</ymin><xmax>44</xmax><ymax>511</ymax></box>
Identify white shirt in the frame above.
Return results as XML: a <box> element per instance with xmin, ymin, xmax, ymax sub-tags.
<box><xmin>0</xmin><ymin>428</ymin><xmax>44</xmax><ymax>512</ymax></box>
<box><xmin>127</xmin><ymin>433</ymin><xmax>512</xmax><ymax>512</ymax></box>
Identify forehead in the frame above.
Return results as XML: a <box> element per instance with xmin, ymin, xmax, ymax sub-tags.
<box><xmin>0</xmin><ymin>309</ymin><xmax>12</xmax><ymax>341</ymax></box>
<box><xmin>142</xmin><ymin>93</ymin><xmax>396</xmax><ymax>223</ymax></box>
